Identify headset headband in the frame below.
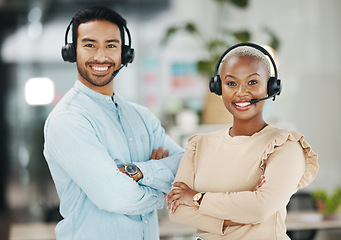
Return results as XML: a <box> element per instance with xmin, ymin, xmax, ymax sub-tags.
<box><xmin>64</xmin><ymin>18</ymin><xmax>132</xmax><ymax>50</ymax></box>
<box><xmin>214</xmin><ymin>42</ymin><xmax>278</xmax><ymax>79</ymax></box>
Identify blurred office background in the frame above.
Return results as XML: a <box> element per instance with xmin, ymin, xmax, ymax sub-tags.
<box><xmin>0</xmin><ymin>0</ymin><xmax>340</xmax><ymax>239</ymax></box>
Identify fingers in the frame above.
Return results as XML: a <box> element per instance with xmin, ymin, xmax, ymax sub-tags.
<box><xmin>167</xmin><ymin>188</ymin><xmax>182</xmax><ymax>201</ymax></box>
<box><xmin>253</xmin><ymin>175</ymin><xmax>266</xmax><ymax>191</ymax></box>
<box><xmin>167</xmin><ymin>189</ymin><xmax>182</xmax><ymax>210</ymax></box>
<box><xmin>163</xmin><ymin>149</ymin><xmax>169</xmax><ymax>158</ymax></box>
<box><xmin>167</xmin><ymin>182</ymin><xmax>192</xmax><ymax>213</ymax></box>
<box><xmin>167</xmin><ymin>190</ymin><xmax>187</xmax><ymax>213</ymax></box>
<box><xmin>149</xmin><ymin>147</ymin><xmax>170</xmax><ymax>160</ymax></box>
<box><xmin>172</xmin><ymin>182</ymin><xmax>190</xmax><ymax>190</ymax></box>
<box><xmin>149</xmin><ymin>149</ymin><xmax>157</xmax><ymax>160</ymax></box>
<box><xmin>155</xmin><ymin>147</ymin><xmax>163</xmax><ymax>159</ymax></box>
<box><xmin>167</xmin><ymin>189</ymin><xmax>182</xmax><ymax>205</ymax></box>
<box><xmin>171</xmin><ymin>198</ymin><xmax>181</xmax><ymax>213</ymax></box>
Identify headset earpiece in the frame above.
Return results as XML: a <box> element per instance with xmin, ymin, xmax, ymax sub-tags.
<box><xmin>209</xmin><ymin>75</ymin><xmax>222</xmax><ymax>96</ymax></box>
<box><xmin>121</xmin><ymin>45</ymin><xmax>135</xmax><ymax>66</ymax></box>
<box><xmin>267</xmin><ymin>77</ymin><xmax>282</xmax><ymax>99</ymax></box>
<box><xmin>61</xmin><ymin>43</ymin><xmax>76</xmax><ymax>63</ymax></box>
<box><xmin>120</xmin><ymin>25</ymin><xmax>134</xmax><ymax>67</ymax></box>
<box><xmin>61</xmin><ymin>20</ymin><xmax>76</xmax><ymax>63</ymax></box>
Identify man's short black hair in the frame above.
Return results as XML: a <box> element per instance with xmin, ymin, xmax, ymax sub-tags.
<box><xmin>71</xmin><ymin>6</ymin><xmax>126</xmax><ymax>48</ymax></box>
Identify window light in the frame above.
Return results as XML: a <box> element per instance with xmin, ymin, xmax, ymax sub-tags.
<box><xmin>25</xmin><ymin>77</ymin><xmax>54</xmax><ymax>105</ymax></box>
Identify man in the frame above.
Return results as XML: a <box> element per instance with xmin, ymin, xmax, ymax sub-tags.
<box><xmin>43</xmin><ymin>6</ymin><xmax>184</xmax><ymax>240</ymax></box>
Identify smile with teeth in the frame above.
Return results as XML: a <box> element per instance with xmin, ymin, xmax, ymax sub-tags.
<box><xmin>91</xmin><ymin>66</ymin><xmax>109</xmax><ymax>71</ymax></box>
<box><xmin>235</xmin><ymin>102</ymin><xmax>251</xmax><ymax>107</ymax></box>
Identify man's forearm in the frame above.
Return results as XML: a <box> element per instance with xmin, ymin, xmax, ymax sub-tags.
<box><xmin>136</xmin><ymin>153</ymin><xmax>183</xmax><ymax>193</ymax></box>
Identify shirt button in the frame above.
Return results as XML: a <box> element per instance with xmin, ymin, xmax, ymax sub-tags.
<box><xmin>142</xmin><ymin>214</ymin><xmax>145</xmax><ymax>217</ymax></box>
<box><xmin>106</xmin><ymin>96</ymin><xmax>111</xmax><ymax>100</ymax></box>
<box><xmin>144</xmin><ymin>220</ymin><xmax>148</xmax><ymax>224</ymax></box>
<box><xmin>145</xmin><ymin>179</ymin><xmax>150</xmax><ymax>184</ymax></box>
<box><xmin>129</xmin><ymin>137</ymin><xmax>133</xmax><ymax>142</ymax></box>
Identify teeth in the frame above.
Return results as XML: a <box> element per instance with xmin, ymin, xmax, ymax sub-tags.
<box><xmin>235</xmin><ymin>102</ymin><xmax>250</xmax><ymax>107</ymax></box>
<box><xmin>92</xmin><ymin>66</ymin><xmax>109</xmax><ymax>71</ymax></box>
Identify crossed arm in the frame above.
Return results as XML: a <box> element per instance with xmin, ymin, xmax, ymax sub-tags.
<box><xmin>45</xmin><ymin>111</ymin><xmax>175</xmax><ymax>215</ymax></box>
<box><xmin>167</xmin><ymin>176</ymin><xmax>266</xmax><ymax>227</ymax></box>
<box><xmin>119</xmin><ymin>147</ymin><xmax>169</xmax><ymax>182</ymax></box>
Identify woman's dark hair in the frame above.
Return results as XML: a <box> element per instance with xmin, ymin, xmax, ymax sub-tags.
<box><xmin>71</xmin><ymin>6</ymin><xmax>126</xmax><ymax>49</ymax></box>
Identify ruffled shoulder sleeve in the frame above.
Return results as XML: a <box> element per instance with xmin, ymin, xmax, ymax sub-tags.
<box><xmin>172</xmin><ymin>134</ymin><xmax>202</xmax><ymax>186</ymax></box>
<box><xmin>185</xmin><ymin>130</ymin><xmax>222</xmax><ymax>153</ymax></box>
<box><xmin>186</xmin><ymin>134</ymin><xmax>199</xmax><ymax>151</ymax></box>
<box><xmin>259</xmin><ymin>130</ymin><xmax>319</xmax><ymax>189</ymax></box>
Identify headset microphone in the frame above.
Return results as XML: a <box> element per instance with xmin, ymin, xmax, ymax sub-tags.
<box><xmin>249</xmin><ymin>89</ymin><xmax>280</xmax><ymax>104</ymax></box>
<box><xmin>249</xmin><ymin>96</ymin><xmax>273</xmax><ymax>104</ymax></box>
<box><xmin>113</xmin><ymin>66</ymin><xmax>123</xmax><ymax>77</ymax></box>
<box><xmin>249</xmin><ymin>76</ymin><xmax>282</xmax><ymax>104</ymax></box>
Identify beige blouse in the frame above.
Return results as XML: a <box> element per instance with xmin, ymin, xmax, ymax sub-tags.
<box><xmin>169</xmin><ymin>124</ymin><xmax>319</xmax><ymax>240</ymax></box>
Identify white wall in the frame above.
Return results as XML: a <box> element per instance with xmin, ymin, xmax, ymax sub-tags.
<box><xmin>245</xmin><ymin>0</ymin><xmax>341</xmax><ymax>192</ymax></box>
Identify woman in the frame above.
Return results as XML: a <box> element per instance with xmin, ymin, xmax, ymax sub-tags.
<box><xmin>167</xmin><ymin>43</ymin><xmax>318</xmax><ymax>240</ymax></box>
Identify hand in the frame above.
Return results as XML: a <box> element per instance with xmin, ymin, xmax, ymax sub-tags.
<box><xmin>150</xmin><ymin>146</ymin><xmax>169</xmax><ymax>160</ymax></box>
<box><xmin>253</xmin><ymin>175</ymin><xmax>265</xmax><ymax>191</ymax></box>
<box><xmin>167</xmin><ymin>182</ymin><xmax>198</xmax><ymax>213</ymax></box>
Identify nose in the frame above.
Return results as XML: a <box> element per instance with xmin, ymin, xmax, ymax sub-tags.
<box><xmin>236</xmin><ymin>84</ymin><xmax>249</xmax><ymax>96</ymax></box>
<box><xmin>94</xmin><ymin>48</ymin><xmax>108</xmax><ymax>62</ymax></box>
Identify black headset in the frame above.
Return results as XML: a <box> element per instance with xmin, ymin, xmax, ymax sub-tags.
<box><xmin>61</xmin><ymin>19</ymin><xmax>135</xmax><ymax>72</ymax></box>
<box><xmin>209</xmin><ymin>42</ymin><xmax>281</xmax><ymax>103</ymax></box>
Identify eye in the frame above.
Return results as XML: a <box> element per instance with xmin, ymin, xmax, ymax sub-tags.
<box><xmin>248</xmin><ymin>80</ymin><xmax>258</xmax><ymax>85</ymax></box>
<box><xmin>84</xmin><ymin>43</ymin><xmax>94</xmax><ymax>48</ymax></box>
<box><xmin>226</xmin><ymin>81</ymin><xmax>237</xmax><ymax>86</ymax></box>
<box><xmin>107</xmin><ymin>44</ymin><xmax>117</xmax><ymax>49</ymax></box>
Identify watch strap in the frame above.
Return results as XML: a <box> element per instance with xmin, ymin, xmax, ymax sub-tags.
<box><xmin>131</xmin><ymin>171</ymin><xmax>141</xmax><ymax>181</ymax></box>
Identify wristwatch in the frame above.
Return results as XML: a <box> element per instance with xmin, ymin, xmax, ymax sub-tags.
<box><xmin>125</xmin><ymin>163</ymin><xmax>140</xmax><ymax>181</ymax></box>
<box><xmin>193</xmin><ymin>192</ymin><xmax>205</xmax><ymax>206</ymax></box>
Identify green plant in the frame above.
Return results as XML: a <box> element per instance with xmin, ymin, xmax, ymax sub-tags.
<box><xmin>161</xmin><ymin>0</ymin><xmax>280</xmax><ymax>77</ymax></box>
<box><xmin>312</xmin><ymin>188</ymin><xmax>341</xmax><ymax>216</ymax></box>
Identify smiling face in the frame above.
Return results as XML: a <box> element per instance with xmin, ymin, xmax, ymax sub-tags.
<box><xmin>76</xmin><ymin>20</ymin><xmax>122</xmax><ymax>95</ymax></box>
<box><xmin>221</xmin><ymin>55</ymin><xmax>269</xmax><ymax>124</ymax></box>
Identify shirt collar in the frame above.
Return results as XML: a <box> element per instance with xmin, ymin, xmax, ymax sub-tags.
<box><xmin>74</xmin><ymin>80</ymin><xmax>114</xmax><ymax>103</ymax></box>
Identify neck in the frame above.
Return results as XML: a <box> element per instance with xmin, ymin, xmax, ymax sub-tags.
<box><xmin>230</xmin><ymin>119</ymin><xmax>267</xmax><ymax>137</ymax></box>
<box><xmin>78</xmin><ymin>77</ymin><xmax>114</xmax><ymax>97</ymax></box>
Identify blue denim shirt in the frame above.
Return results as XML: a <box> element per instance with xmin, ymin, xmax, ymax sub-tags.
<box><xmin>43</xmin><ymin>80</ymin><xmax>184</xmax><ymax>240</ymax></box>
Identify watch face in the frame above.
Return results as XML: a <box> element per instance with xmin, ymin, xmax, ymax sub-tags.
<box><xmin>193</xmin><ymin>192</ymin><xmax>202</xmax><ymax>201</ymax></box>
<box><xmin>125</xmin><ymin>164</ymin><xmax>138</xmax><ymax>175</ymax></box>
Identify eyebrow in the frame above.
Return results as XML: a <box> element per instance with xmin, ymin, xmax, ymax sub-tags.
<box><xmin>224</xmin><ymin>73</ymin><xmax>261</xmax><ymax>79</ymax></box>
<box><xmin>81</xmin><ymin>38</ymin><xmax>120</xmax><ymax>43</ymax></box>
<box><xmin>247</xmin><ymin>73</ymin><xmax>261</xmax><ymax>78</ymax></box>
